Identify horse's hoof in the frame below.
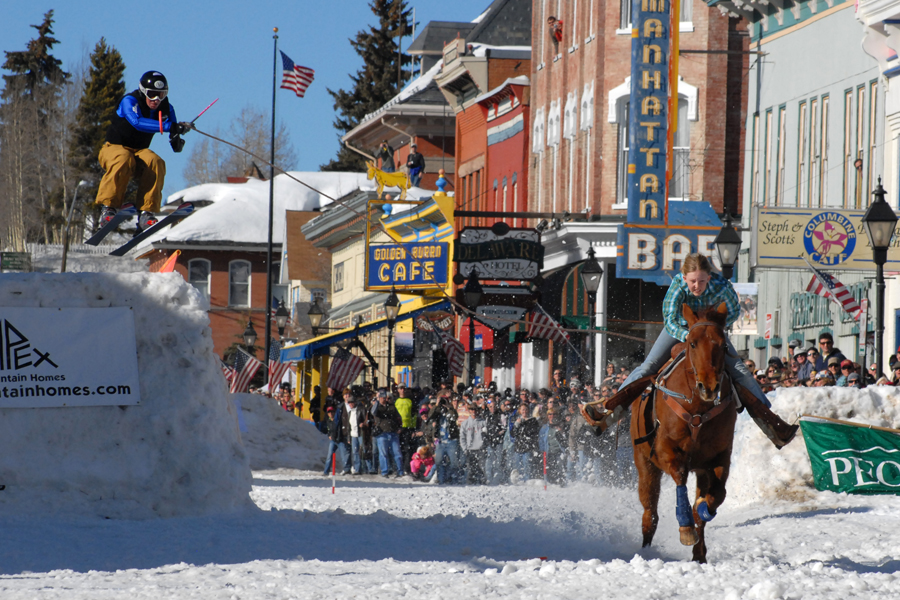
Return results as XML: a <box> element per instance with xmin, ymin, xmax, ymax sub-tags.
<box><xmin>679</xmin><ymin>526</ymin><xmax>699</xmax><ymax>546</ymax></box>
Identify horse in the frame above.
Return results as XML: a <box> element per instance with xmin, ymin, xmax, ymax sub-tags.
<box><xmin>631</xmin><ymin>302</ymin><xmax>738</xmax><ymax>563</ymax></box>
<box><xmin>366</xmin><ymin>161</ymin><xmax>410</xmax><ymax>200</ymax></box>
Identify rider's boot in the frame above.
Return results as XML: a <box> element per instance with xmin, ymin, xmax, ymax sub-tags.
<box><xmin>734</xmin><ymin>384</ymin><xmax>798</xmax><ymax>449</ymax></box>
<box><xmin>581</xmin><ymin>375</ymin><xmax>654</xmax><ymax>434</ymax></box>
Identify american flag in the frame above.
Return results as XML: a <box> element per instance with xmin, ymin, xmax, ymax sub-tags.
<box><xmin>527</xmin><ymin>309</ymin><xmax>570</xmax><ymax>344</ymax></box>
<box><xmin>230</xmin><ymin>348</ymin><xmax>264</xmax><ymax>394</ymax></box>
<box><xmin>805</xmin><ymin>260</ymin><xmax>862</xmax><ymax>320</ymax></box>
<box><xmin>268</xmin><ymin>339</ymin><xmax>292</xmax><ymax>387</ymax></box>
<box><xmin>438</xmin><ymin>328</ymin><xmax>465</xmax><ymax>378</ymax></box>
<box><xmin>221</xmin><ymin>360</ymin><xmax>235</xmax><ymax>385</ymax></box>
<box><xmin>326</xmin><ymin>349</ymin><xmax>365</xmax><ymax>392</ymax></box>
<box><xmin>280</xmin><ymin>51</ymin><xmax>315</xmax><ymax>98</ymax></box>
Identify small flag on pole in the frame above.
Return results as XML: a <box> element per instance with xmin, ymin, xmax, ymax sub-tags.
<box><xmin>280</xmin><ymin>51</ymin><xmax>315</xmax><ymax>98</ymax></box>
<box><xmin>159</xmin><ymin>250</ymin><xmax>181</xmax><ymax>273</ymax></box>
<box><xmin>527</xmin><ymin>309</ymin><xmax>570</xmax><ymax>344</ymax></box>
<box><xmin>438</xmin><ymin>329</ymin><xmax>465</xmax><ymax>378</ymax></box>
<box><xmin>326</xmin><ymin>349</ymin><xmax>365</xmax><ymax>392</ymax></box>
<box><xmin>230</xmin><ymin>348</ymin><xmax>264</xmax><ymax>393</ymax></box>
<box><xmin>268</xmin><ymin>339</ymin><xmax>291</xmax><ymax>386</ymax></box>
<box><xmin>803</xmin><ymin>258</ymin><xmax>862</xmax><ymax>320</ymax></box>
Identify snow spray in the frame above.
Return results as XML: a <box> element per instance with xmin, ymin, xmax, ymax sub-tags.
<box><xmin>332</xmin><ymin>453</ymin><xmax>336</xmax><ymax>494</ymax></box>
<box><xmin>543</xmin><ymin>452</ymin><xmax>547</xmax><ymax>491</ymax></box>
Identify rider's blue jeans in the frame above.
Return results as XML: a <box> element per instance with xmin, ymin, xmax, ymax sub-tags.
<box><xmin>619</xmin><ymin>329</ymin><xmax>770</xmax><ymax>407</ymax></box>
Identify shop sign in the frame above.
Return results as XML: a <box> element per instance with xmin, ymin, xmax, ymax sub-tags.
<box><xmin>0</xmin><ymin>252</ymin><xmax>31</xmax><ymax>273</ymax></box>
<box><xmin>753</xmin><ymin>206</ymin><xmax>900</xmax><ymax>270</ymax></box>
<box><xmin>365</xmin><ymin>241</ymin><xmax>449</xmax><ymax>291</ymax></box>
<box><xmin>415</xmin><ymin>311</ymin><xmax>453</xmax><ymax>333</ymax></box>
<box><xmin>476</xmin><ymin>305</ymin><xmax>528</xmax><ymax>331</ymax></box>
<box><xmin>790</xmin><ymin>292</ymin><xmax>833</xmax><ymax>329</ymax></box>
<box><xmin>454</xmin><ymin>227</ymin><xmax>543</xmax><ymax>281</ymax></box>
<box><xmin>615</xmin><ymin>200</ymin><xmax>724</xmax><ymax>284</ymax></box>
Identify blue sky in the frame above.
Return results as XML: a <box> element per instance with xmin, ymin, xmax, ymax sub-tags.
<box><xmin>2</xmin><ymin>1</ymin><xmax>493</xmax><ymax>197</ymax></box>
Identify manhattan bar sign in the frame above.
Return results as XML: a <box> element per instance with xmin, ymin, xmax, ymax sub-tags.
<box><xmin>454</xmin><ymin>227</ymin><xmax>543</xmax><ymax>281</ymax></box>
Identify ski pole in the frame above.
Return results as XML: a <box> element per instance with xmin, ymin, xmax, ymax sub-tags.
<box><xmin>332</xmin><ymin>452</ymin><xmax>336</xmax><ymax>494</ymax></box>
<box><xmin>191</xmin><ymin>98</ymin><xmax>219</xmax><ymax>125</ymax></box>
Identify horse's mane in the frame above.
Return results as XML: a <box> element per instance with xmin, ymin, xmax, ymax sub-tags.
<box><xmin>693</xmin><ymin>304</ymin><xmax>728</xmax><ymax>328</ymax></box>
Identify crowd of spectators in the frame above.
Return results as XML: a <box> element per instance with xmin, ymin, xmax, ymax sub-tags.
<box><xmin>745</xmin><ymin>332</ymin><xmax>900</xmax><ymax>390</ymax></box>
<box><xmin>314</xmin><ymin>370</ymin><xmax>634</xmax><ymax>486</ymax></box>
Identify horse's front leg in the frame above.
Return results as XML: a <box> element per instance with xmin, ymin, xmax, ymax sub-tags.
<box><xmin>692</xmin><ymin>460</ymin><xmax>730</xmax><ymax>562</ymax></box>
<box><xmin>667</xmin><ymin>463</ymin><xmax>699</xmax><ymax>547</ymax></box>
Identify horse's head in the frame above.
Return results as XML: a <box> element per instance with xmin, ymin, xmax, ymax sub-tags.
<box><xmin>366</xmin><ymin>161</ymin><xmax>376</xmax><ymax>180</ymax></box>
<box><xmin>682</xmin><ymin>302</ymin><xmax>728</xmax><ymax>403</ymax></box>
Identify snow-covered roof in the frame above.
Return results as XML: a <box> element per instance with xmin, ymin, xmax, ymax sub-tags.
<box><xmin>141</xmin><ymin>172</ymin><xmax>431</xmax><ymax>248</ymax></box>
<box><xmin>358</xmin><ymin>58</ymin><xmax>446</xmax><ymax>125</ymax></box>
<box><xmin>471</xmin><ymin>75</ymin><xmax>530</xmax><ymax>106</ymax></box>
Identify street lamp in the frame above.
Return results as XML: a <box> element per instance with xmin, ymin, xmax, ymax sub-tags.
<box><xmin>274</xmin><ymin>298</ymin><xmax>290</xmax><ymax>338</ymax></box>
<box><xmin>243</xmin><ymin>319</ymin><xmax>258</xmax><ymax>351</ymax></box>
<box><xmin>307</xmin><ymin>298</ymin><xmax>326</xmax><ymax>337</ymax></box>
<box><xmin>580</xmin><ymin>246</ymin><xmax>604</xmax><ymax>384</ymax></box>
<box><xmin>60</xmin><ymin>180</ymin><xmax>89</xmax><ymax>273</ymax></box>
<box><xmin>464</xmin><ymin>268</ymin><xmax>483</xmax><ymax>386</ymax></box>
<box><xmin>384</xmin><ymin>287</ymin><xmax>400</xmax><ymax>388</ymax></box>
<box><xmin>862</xmin><ymin>178</ymin><xmax>898</xmax><ymax>377</ymax></box>
<box><xmin>714</xmin><ymin>213</ymin><xmax>743</xmax><ymax>280</ymax></box>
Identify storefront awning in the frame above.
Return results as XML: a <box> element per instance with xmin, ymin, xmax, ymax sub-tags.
<box><xmin>281</xmin><ymin>299</ymin><xmax>451</xmax><ymax>362</ymax></box>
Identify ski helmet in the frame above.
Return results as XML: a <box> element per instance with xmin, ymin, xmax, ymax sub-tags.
<box><xmin>139</xmin><ymin>71</ymin><xmax>168</xmax><ymax>99</ymax></box>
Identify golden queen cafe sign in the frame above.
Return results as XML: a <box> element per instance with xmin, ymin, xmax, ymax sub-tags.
<box><xmin>752</xmin><ymin>206</ymin><xmax>900</xmax><ymax>270</ymax></box>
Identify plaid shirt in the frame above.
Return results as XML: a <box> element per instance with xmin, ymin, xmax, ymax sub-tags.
<box><xmin>662</xmin><ymin>272</ymin><xmax>741</xmax><ymax>341</ymax></box>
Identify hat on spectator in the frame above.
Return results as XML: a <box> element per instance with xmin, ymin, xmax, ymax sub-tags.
<box><xmin>807</xmin><ymin>347</ymin><xmax>818</xmax><ymax>354</ymax></box>
<box><xmin>815</xmin><ymin>370</ymin><xmax>833</xmax><ymax>381</ymax></box>
<box><xmin>569</xmin><ymin>378</ymin><xmax>582</xmax><ymax>389</ymax></box>
<box><xmin>840</xmin><ymin>359</ymin><xmax>853</xmax><ymax>368</ymax></box>
<box><xmin>767</xmin><ymin>357</ymin><xmax>785</xmax><ymax>369</ymax></box>
<box><xmin>326</xmin><ymin>406</ymin><xmax>335</xmax><ymax>412</ymax></box>
<box><xmin>892</xmin><ymin>361</ymin><xmax>900</xmax><ymax>371</ymax></box>
<box><xmin>827</xmin><ymin>357</ymin><xmax>840</xmax><ymax>366</ymax></box>
<box><xmin>755</xmin><ymin>369</ymin><xmax>766</xmax><ymax>377</ymax></box>
<box><xmin>848</xmin><ymin>373</ymin><xmax>860</xmax><ymax>381</ymax></box>
<box><xmin>789</xmin><ymin>339</ymin><xmax>802</xmax><ymax>349</ymax></box>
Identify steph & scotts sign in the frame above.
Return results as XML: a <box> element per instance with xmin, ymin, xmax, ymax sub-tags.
<box><xmin>800</xmin><ymin>415</ymin><xmax>900</xmax><ymax>495</ymax></box>
<box><xmin>0</xmin><ymin>307</ymin><xmax>140</xmax><ymax>408</ymax></box>
<box><xmin>752</xmin><ymin>206</ymin><xmax>900</xmax><ymax>270</ymax></box>
<box><xmin>454</xmin><ymin>224</ymin><xmax>543</xmax><ymax>281</ymax></box>
<box><xmin>365</xmin><ymin>242</ymin><xmax>449</xmax><ymax>291</ymax></box>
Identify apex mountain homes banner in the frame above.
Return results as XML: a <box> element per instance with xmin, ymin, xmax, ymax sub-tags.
<box><xmin>753</xmin><ymin>206</ymin><xmax>900</xmax><ymax>270</ymax></box>
<box><xmin>0</xmin><ymin>307</ymin><xmax>140</xmax><ymax>408</ymax></box>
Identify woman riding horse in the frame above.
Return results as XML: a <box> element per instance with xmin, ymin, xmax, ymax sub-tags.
<box><xmin>592</xmin><ymin>253</ymin><xmax>797</xmax><ymax>448</ymax></box>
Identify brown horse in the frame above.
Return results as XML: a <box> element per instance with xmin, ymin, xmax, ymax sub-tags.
<box><xmin>632</xmin><ymin>302</ymin><xmax>737</xmax><ymax>563</ymax></box>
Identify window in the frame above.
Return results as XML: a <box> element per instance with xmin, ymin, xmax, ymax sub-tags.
<box><xmin>334</xmin><ymin>262</ymin><xmax>345</xmax><ymax>293</ymax></box>
<box><xmin>764</xmin><ymin>109</ymin><xmax>773</xmax><ymax>205</ymax></box>
<box><xmin>775</xmin><ymin>106</ymin><xmax>786</xmax><ymax>206</ymax></box>
<box><xmin>669</xmin><ymin>98</ymin><xmax>691</xmax><ymax>199</ymax></box>
<box><xmin>809</xmin><ymin>98</ymin><xmax>819</xmax><ymax>208</ymax></box>
<box><xmin>616</xmin><ymin>99</ymin><xmax>630</xmax><ymax>204</ymax></box>
<box><xmin>856</xmin><ymin>85</ymin><xmax>866</xmax><ymax>209</ymax></box>
<box><xmin>751</xmin><ymin>113</ymin><xmax>760</xmax><ymax>204</ymax></box>
<box><xmin>869</xmin><ymin>81</ymin><xmax>878</xmax><ymax>201</ymax></box>
<box><xmin>798</xmin><ymin>101</ymin><xmax>808</xmax><ymax>207</ymax></box>
<box><xmin>311</xmin><ymin>288</ymin><xmax>327</xmax><ymax>303</ymax></box>
<box><xmin>820</xmin><ymin>96</ymin><xmax>829</xmax><ymax>207</ymax></box>
<box><xmin>502</xmin><ymin>176</ymin><xmax>509</xmax><ymax>213</ymax></box>
<box><xmin>843</xmin><ymin>90</ymin><xmax>853</xmax><ymax>208</ymax></box>
<box><xmin>188</xmin><ymin>259</ymin><xmax>211</xmax><ymax>301</ymax></box>
<box><xmin>228</xmin><ymin>260</ymin><xmax>251</xmax><ymax>307</ymax></box>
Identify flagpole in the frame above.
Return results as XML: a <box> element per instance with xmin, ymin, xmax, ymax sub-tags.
<box><xmin>265</xmin><ymin>28</ymin><xmax>278</xmax><ymax>386</ymax></box>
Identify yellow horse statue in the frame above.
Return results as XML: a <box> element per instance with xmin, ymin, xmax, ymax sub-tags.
<box><xmin>366</xmin><ymin>161</ymin><xmax>410</xmax><ymax>200</ymax></box>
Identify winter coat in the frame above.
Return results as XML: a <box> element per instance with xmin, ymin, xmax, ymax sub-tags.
<box><xmin>395</xmin><ymin>396</ymin><xmax>416</xmax><ymax>428</ymax></box>
<box><xmin>815</xmin><ymin>347</ymin><xmax>847</xmax><ymax>372</ymax></box>
<box><xmin>512</xmin><ymin>416</ymin><xmax>540</xmax><ymax>453</ymax></box>
<box><xmin>461</xmin><ymin>411</ymin><xmax>487</xmax><ymax>452</ymax></box>
<box><xmin>484</xmin><ymin>411</ymin><xmax>505</xmax><ymax>448</ymax></box>
<box><xmin>106</xmin><ymin>90</ymin><xmax>177</xmax><ymax>150</ymax></box>
<box><xmin>568</xmin><ymin>415</ymin><xmax>591</xmax><ymax>453</ymax></box>
<box><xmin>309</xmin><ymin>391</ymin><xmax>322</xmax><ymax>422</ymax></box>
<box><xmin>371</xmin><ymin>402</ymin><xmax>402</xmax><ymax>436</ymax></box>
<box><xmin>796</xmin><ymin>361</ymin><xmax>814</xmax><ymax>382</ymax></box>
<box><xmin>410</xmin><ymin>452</ymin><xmax>435</xmax><ymax>477</ymax></box>
<box><xmin>539</xmin><ymin>424</ymin><xmax>566</xmax><ymax>454</ymax></box>
<box><xmin>429</xmin><ymin>402</ymin><xmax>460</xmax><ymax>441</ymax></box>
<box><xmin>328</xmin><ymin>403</ymin><xmax>349</xmax><ymax>444</ymax></box>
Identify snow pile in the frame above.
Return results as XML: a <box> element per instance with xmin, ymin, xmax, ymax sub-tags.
<box><xmin>0</xmin><ymin>272</ymin><xmax>252</xmax><ymax>518</ymax></box>
<box><xmin>728</xmin><ymin>385</ymin><xmax>900</xmax><ymax>505</ymax></box>
<box><xmin>29</xmin><ymin>244</ymin><xmax>149</xmax><ymax>273</ymax></box>
<box><xmin>236</xmin><ymin>392</ymin><xmax>328</xmax><ymax>471</ymax></box>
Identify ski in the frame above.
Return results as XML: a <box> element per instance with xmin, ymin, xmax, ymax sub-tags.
<box><xmin>109</xmin><ymin>202</ymin><xmax>195</xmax><ymax>257</ymax></box>
<box><xmin>84</xmin><ymin>204</ymin><xmax>138</xmax><ymax>246</ymax></box>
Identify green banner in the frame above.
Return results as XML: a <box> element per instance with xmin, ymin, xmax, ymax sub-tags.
<box><xmin>800</xmin><ymin>416</ymin><xmax>900</xmax><ymax>495</ymax></box>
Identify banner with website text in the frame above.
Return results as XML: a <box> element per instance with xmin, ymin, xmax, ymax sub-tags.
<box><xmin>0</xmin><ymin>307</ymin><xmax>140</xmax><ymax>408</ymax></box>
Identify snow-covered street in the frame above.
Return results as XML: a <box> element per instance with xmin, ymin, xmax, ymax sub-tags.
<box><xmin>1</xmin><ymin>470</ymin><xmax>897</xmax><ymax>599</ymax></box>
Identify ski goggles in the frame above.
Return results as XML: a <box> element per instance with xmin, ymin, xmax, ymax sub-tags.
<box><xmin>145</xmin><ymin>89</ymin><xmax>167</xmax><ymax>101</ymax></box>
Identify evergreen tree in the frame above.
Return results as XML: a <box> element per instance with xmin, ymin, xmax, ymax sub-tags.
<box><xmin>67</xmin><ymin>38</ymin><xmax>125</xmax><ymax>207</ymax></box>
<box><xmin>321</xmin><ymin>0</ymin><xmax>412</xmax><ymax>172</ymax></box>
<box><xmin>0</xmin><ymin>10</ymin><xmax>70</xmax><ymax>248</ymax></box>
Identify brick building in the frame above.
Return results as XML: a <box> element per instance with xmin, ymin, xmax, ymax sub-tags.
<box><xmin>525</xmin><ymin>0</ymin><xmax>749</xmax><ymax>386</ymax></box>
